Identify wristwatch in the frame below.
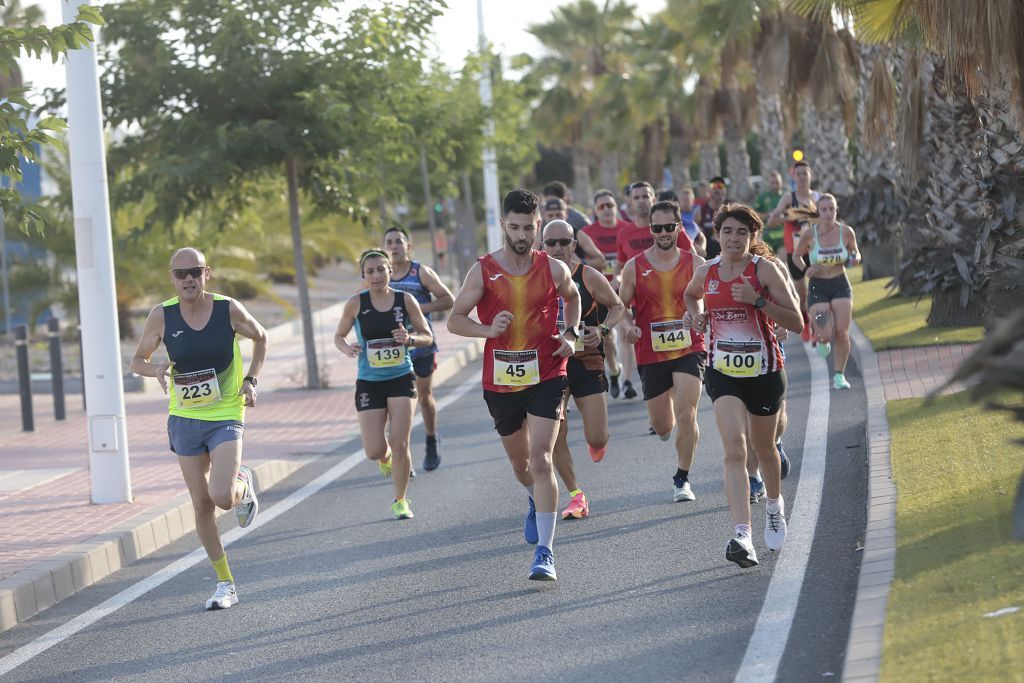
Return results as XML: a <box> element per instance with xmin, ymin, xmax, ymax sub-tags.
<box><xmin>753</xmin><ymin>296</ymin><xmax>767</xmax><ymax>310</ymax></box>
<box><xmin>244</xmin><ymin>376</ymin><xmax>258</xmax><ymax>387</ymax></box>
<box><xmin>563</xmin><ymin>325</ymin><xmax>581</xmax><ymax>340</ymax></box>
<box><xmin>599</xmin><ymin>323</ymin><xmax>611</xmax><ymax>337</ymax></box>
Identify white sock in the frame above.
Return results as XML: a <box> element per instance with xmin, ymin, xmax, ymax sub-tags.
<box><xmin>735</xmin><ymin>523</ymin><xmax>752</xmax><ymax>536</ymax></box>
<box><xmin>536</xmin><ymin>512</ymin><xmax>556</xmax><ymax>549</ymax></box>
<box><xmin>766</xmin><ymin>497</ymin><xmax>783</xmax><ymax>513</ymax></box>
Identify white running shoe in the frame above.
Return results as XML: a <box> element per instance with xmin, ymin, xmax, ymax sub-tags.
<box><xmin>205</xmin><ymin>581</ymin><xmax>238</xmax><ymax>610</ymax></box>
<box><xmin>726</xmin><ymin>531</ymin><xmax>759</xmax><ymax>568</ymax></box>
<box><xmin>234</xmin><ymin>465</ymin><xmax>259</xmax><ymax>528</ymax></box>
<box><xmin>765</xmin><ymin>496</ymin><xmax>788</xmax><ymax>551</ymax></box>
<box><xmin>673</xmin><ymin>480</ymin><xmax>695</xmax><ymax>502</ymax></box>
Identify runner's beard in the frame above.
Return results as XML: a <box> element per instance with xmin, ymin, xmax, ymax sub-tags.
<box><xmin>655</xmin><ymin>235</ymin><xmax>676</xmax><ymax>251</ymax></box>
<box><xmin>505</xmin><ymin>233</ymin><xmax>532</xmax><ymax>254</ymax></box>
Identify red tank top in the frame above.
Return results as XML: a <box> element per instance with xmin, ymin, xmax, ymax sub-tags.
<box><xmin>478</xmin><ymin>251</ymin><xmax>567</xmax><ymax>393</ymax></box>
<box><xmin>581</xmin><ymin>220</ymin><xmax>626</xmax><ymax>280</ymax></box>
<box><xmin>704</xmin><ymin>255</ymin><xmax>784</xmax><ymax>376</ymax></box>
<box><xmin>632</xmin><ymin>251</ymin><xmax>705</xmax><ymax>367</ymax></box>
<box><xmin>783</xmin><ymin>190</ymin><xmax>819</xmax><ymax>252</ymax></box>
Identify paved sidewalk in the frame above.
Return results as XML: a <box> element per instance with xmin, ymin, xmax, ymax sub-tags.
<box><xmin>0</xmin><ymin>314</ymin><xmax>478</xmax><ymax>585</ymax></box>
<box><xmin>876</xmin><ymin>343</ymin><xmax>978</xmax><ymax>401</ymax></box>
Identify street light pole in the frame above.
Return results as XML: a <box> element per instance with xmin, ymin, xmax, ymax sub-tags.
<box><xmin>62</xmin><ymin>0</ymin><xmax>132</xmax><ymax>503</ymax></box>
<box><xmin>476</xmin><ymin>0</ymin><xmax>501</xmax><ymax>253</ymax></box>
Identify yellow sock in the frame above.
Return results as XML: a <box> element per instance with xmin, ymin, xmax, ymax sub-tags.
<box><xmin>212</xmin><ymin>554</ymin><xmax>234</xmax><ymax>583</ymax></box>
<box><xmin>569</xmin><ymin>488</ymin><xmax>582</xmax><ymax>497</ymax></box>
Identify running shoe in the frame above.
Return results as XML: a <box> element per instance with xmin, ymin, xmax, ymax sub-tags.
<box><xmin>834</xmin><ymin>373</ymin><xmax>851</xmax><ymax>390</ymax></box>
<box><xmin>726</xmin><ymin>531</ymin><xmax>759</xmax><ymax>569</ymax></box>
<box><xmin>588</xmin><ymin>443</ymin><xmax>606</xmax><ymax>462</ymax></box>
<box><xmin>528</xmin><ymin>545</ymin><xmax>557</xmax><ymax>581</ymax></box>
<box><xmin>410</xmin><ymin>466</ymin><xmax>417</xmax><ymax>479</ymax></box>
<box><xmin>609</xmin><ymin>369</ymin><xmax>621</xmax><ymax>398</ymax></box>
<box><xmin>562</xmin><ymin>490</ymin><xmax>589</xmax><ymax>519</ymax></box>
<box><xmin>673</xmin><ymin>477</ymin><xmax>695</xmax><ymax>502</ymax></box>
<box><xmin>205</xmin><ymin>581</ymin><xmax>238</xmax><ymax>610</ymax></box>
<box><xmin>817</xmin><ymin>341</ymin><xmax>832</xmax><ymax>358</ymax></box>
<box><xmin>234</xmin><ymin>465</ymin><xmax>259</xmax><ymax>528</ymax></box>
<box><xmin>391</xmin><ymin>498</ymin><xmax>414</xmax><ymax>520</ymax></box>
<box><xmin>765</xmin><ymin>497</ymin><xmax>788</xmax><ymax>551</ymax></box>
<box><xmin>524</xmin><ymin>496</ymin><xmax>538</xmax><ymax>544</ymax></box>
<box><xmin>379</xmin><ymin>451</ymin><xmax>392</xmax><ymax>477</ymax></box>
<box><xmin>423</xmin><ymin>434</ymin><xmax>441</xmax><ymax>471</ymax></box>
<box><xmin>648</xmin><ymin>425</ymin><xmax>656</xmax><ymax>436</ymax></box>
<box><xmin>622</xmin><ymin>380</ymin><xmax>637</xmax><ymax>399</ymax></box>
<box><xmin>778</xmin><ymin>439</ymin><xmax>791</xmax><ymax>480</ymax></box>
<box><xmin>749</xmin><ymin>476</ymin><xmax>765</xmax><ymax>504</ymax></box>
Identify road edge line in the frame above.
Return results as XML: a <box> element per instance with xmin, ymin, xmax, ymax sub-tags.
<box><xmin>839</xmin><ymin>322</ymin><xmax>896</xmax><ymax>682</ymax></box>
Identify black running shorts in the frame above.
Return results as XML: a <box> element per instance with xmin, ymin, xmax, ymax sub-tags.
<box><xmin>704</xmin><ymin>368</ymin><xmax>787</xmax><ymax>416</ymax></box>
<box><xmin>355</xmin><ymin>373</ymin><xmax>416</xmax><ymax>412</ymax></box>
<box><xmin>566</xmin><ymin>356</ymin><xmax>607</xmax><ymax>399</ymax></box>
<box><xmin>484</xmin><ymin>376</ymin><xmax>567</xmax><ymax>436</ymax></box>
<box><xmin>786</xmin><ymin>252</ymin><xmax>808</xmax><ymax>281</ymax></box>
<box><xmin>807</xmin><ymin>274</ymin><xmax>852</xmax><ymax>307</ymax></box>
<box><xmin>637</xmin><ymin>352</ymin><xmax>707</xmax><ymax>401</ymax></box>
<box><xmin>412</xmin><ymin>352</ymin><xmax>437</xmax><ymax>378</ymax></box>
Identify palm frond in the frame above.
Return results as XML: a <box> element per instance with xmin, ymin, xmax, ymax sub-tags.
<box><xmin>895</xmin><ymin>49</ymin><xmax>925</xmax><ymax>185</ymax></box>
<box><xmin>863</xmin><ymin>49</ymin><xmax>897</xmax><ymax>148</ymax></box>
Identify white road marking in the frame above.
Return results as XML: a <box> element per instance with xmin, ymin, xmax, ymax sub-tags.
<box><xmin>734</xmin><ymin>341</ymin><xmax>831</xmax><ymax>682</ymax></box>
<box><xmin>0</xmin><ymin>374</ymin><xmax>480</xmax><ymax>677</ymax></box>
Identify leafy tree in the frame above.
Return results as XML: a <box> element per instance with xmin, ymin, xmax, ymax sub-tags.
<box><xmin>0</xmin><ymin>0</ymin><xmax>100</xmax><ymax>233</ymax></box>
<box><xmin>97</xmin><ymin>0</ymin><xmax>443</xmax><ymax>388</ymax></box>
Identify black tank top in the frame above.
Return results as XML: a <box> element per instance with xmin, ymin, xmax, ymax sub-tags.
<box><xmin>572</xmin><ymin>263</ymin><xmax>607</xmax><ymax>328</ymax></box>
<box><xmin>163</xmin><ymin>297</ymin><xmax>235</xmax><ymax>374</ymax></box>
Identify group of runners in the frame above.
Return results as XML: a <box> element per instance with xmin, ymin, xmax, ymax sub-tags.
<box><xmin>129</xmin><ymin>161</ymin><xmax>862</xmax><ymax>606</ymax></box>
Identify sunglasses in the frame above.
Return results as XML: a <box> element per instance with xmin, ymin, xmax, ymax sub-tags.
<box><xmin>170</xmin><ymin>267</ymin><xmax>205</xmax><ymax>280</ymax></box>
<box><xmin>650</xmin><ymin>223</ymin><xmax>678</xmax><ymax>234</ymax></box>
<box><xmin>596</xmin><ymin>202</ymin><xmax>615</xmax><ymax>210</ymax></box>
<box><xmin>544</xmin><ymin>238</ymin><xmax>573</xmax><ymax>247</ymax></box>
<box><xmin>710</xmin><ymin>182</ymin><xmax>726</xmax><ymax>190</ymax></box>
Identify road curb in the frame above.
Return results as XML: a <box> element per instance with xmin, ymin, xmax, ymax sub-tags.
<box><xmin>0</xmin><ymin>336</ymin><xmax>484</xmax><ymax>635</ymax></box>
<box><xmin>842</xmin><ymin>322</ymin><xmax>898</xmax><ymax>683</ymax></box>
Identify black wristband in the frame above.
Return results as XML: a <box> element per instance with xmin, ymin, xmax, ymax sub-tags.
<box><xmin>244</xmin><ymin>376</ymin><xmax>258</xmax><ymax>387</ymax></box>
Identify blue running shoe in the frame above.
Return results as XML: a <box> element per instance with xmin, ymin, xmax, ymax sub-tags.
<box><xmin>749</xmin><ymin>477</ymin><xmax>765</xmax><ymax>504</ymax></box>
<box><xmin>529</xmin><ymin>545</ymin><xmax>557</xmax><ymax>581</ymax></box>
<box><xmin>778</xmin><ymin>439</ymin><xmax>791</xmax><ymax>480</ymax></box>
<box><xmin>524</xmin><ymin>496</ymin><xmax>538</xmax><ymax>544</ymax></box>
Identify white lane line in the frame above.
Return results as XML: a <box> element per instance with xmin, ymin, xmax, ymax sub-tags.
<box><xmin>734</xmin><ymin>341</ymin><xmax>831</xmax><ymax>682</ymax></box>
<box><xmin>0</xmin><ymin>373</ymin><xmax>480</xmax><ymax>677</ymax></box>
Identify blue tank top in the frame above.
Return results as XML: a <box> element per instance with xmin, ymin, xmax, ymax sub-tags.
<box><xmin>354</xmin><ymin>290</ymin><xmax>415</xmax><ymax>381</ymax></box>
<box><xmin>389</xmin><ymin>261</ymin><xmax>437</xmax><ymax>358</ymax></box>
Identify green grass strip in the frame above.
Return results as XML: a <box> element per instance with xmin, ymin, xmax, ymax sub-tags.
<box><xmin>882</xmin><ymin>392</ymin><xmax>1024</xmax><ymax>682</ymax></box>
<box><xmin>849</xmin><ymin>267</ymin><xmax>984</xmax><ymax>350</ymax></box>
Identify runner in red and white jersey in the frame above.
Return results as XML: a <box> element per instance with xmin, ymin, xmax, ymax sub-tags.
<box><xmin>685</xmin><ymin>203</ymin><xmax>803</xmax><ymax>570</ymax></box>
<box><xmin>448</xmin><ymin>188</ymin><xmax>580</xmax><ymax>582</ymax></box>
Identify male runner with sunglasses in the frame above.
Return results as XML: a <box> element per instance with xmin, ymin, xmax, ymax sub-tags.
<box><xmin>131</xmin><ymin>247</ymin><xmax>267</xmax><ymax>610</ymax></box>
<box><xmin>614</xmin><ymin>182</ymin><xmax>693</xmax><ymax>401</ymax></box>
<box><xmin>618</xmin><ymin>200</ymin><xmax>706</xmax><ymax>503</ymax></box>
<box><xmin>581</xmin><ymin>189</ymin><xmax>630</xmax><ymax>396</ymax></box>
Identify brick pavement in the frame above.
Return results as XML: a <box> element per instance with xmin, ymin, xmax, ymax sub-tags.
<box><xmin>0</xmin><ymin>321</ymin><xmax>477</xmax><ymax>583</ymax></box>
<box><xmin>875</xmin><ymin>343</ymin><xmax>978</xmax><ymax>401</ymax></box>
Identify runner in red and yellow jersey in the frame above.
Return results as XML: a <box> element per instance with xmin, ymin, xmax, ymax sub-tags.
<box><xmin>618</xmin><ymin>199</ymin><xmax>707</xmax><ymax>503</ymax></box>
<box><xmin>448</xmin><ymin>189</ymin><xmax>581</xmax><ymax>582</ymax></box>
<box><xmin>685</xmin><ymin>203</ymin><xmax>803</xmax><ymax>569</ymax></box>
<box><xmin>615</xmin><ymin>182</ymin><xmax>694</xmax><ymax>402</ymax></box>
<box><xmin>581</xmin><ymin>188</ymin><xmax>629</xmax><ymax>397</ymax></box>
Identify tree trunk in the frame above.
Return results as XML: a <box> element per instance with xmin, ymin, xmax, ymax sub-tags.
<box><xmin>860</xmin><ymin>232</ymin><xmax>901</xmax><ymax>280</ymax></box>
<box><xmin>699</xmin><ymin>141</ymin><xmax>719</xmax><ymax>183</ymax></box>
<box><xmin>855</xmin><ymin>44</ymin><xmax>900</xmax><ymax>184</ymax></box>
<box><xmin>598</xmin><ymin>151</ymin><xmax>620</xmax><ymax>193</ymax></box>
<box><xmin>571</xmin><ymin>148</ymin><xmax>593</xmax><ymax>208</ymax></box>
<box><xmin>637</xmin><ymin>121</ymin><xmax>666</xmax><ymax>188</ymax></box>
<box><xmin>802</xmin><ymin>102</ymin><xmax>854</xmax><ymax>197</ymax></box>
<box><xmin>723</xmin><ymin>118</ymin><xmax>752</xmax><ymax>201</ymax></box>
<box><xmin>928</xmin><ymin>285</ymin><xmax>984</xmax><ymax>327</ymax></box>
<box><xmin>755</xmin><ymin>83</ymin><xmax>786</xmax><ymax>177</ymax></box>
<box><xmin>285</xmin><ymin>157</ymin><xmax>321</xmax><ymax>389</ymax></box>
<box><xmin>456</xmin><ymin>169</ymin><xmax>479</xmax><ymax>281</ymax></box>
<box><xmin>668</xmin><ymin>112</ymin><xmax>692</xmax><ymax>191</ymax></box>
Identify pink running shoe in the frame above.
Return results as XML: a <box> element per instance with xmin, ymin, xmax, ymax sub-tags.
<box><xmin>561</xmin><ymin>490</ymin><xmax>589</xmax><ymax>520</ymax></box>
<box><xmin>588</xmin><ymin>444</ymin><xmax>606</xmax><ymax>462</ymax></box>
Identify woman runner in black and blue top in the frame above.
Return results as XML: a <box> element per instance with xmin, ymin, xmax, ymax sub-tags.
<box><xmin>335</xmin><ymin>249</ymin><xmax>434</xmax><ymax>520</ymax></box>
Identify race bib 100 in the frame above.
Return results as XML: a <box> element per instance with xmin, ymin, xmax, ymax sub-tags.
<box><xmin>493</xmin><ymin>349</ymin><xmax>540</xmax><ymax>387</ymax></box>
<box><xmin>713</xmin><ymin>340</ymin><xmax>764</xmax><ymax>378</ymax></box>
<box><xmin>367</xmin><ymin>338</ymin><xmax>406</xmax><ymax>368</ymax></box>
<box><xmin>173</xmin><ymin>368</ymin><xmax>222</xmax><ymax>409</ymax></box>
<box><xmin>651</xmin><ymin>320</ymin><xmax>692</xmax><ymax>353</ymax></box>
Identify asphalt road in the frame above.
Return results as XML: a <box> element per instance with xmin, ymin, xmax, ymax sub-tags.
<box><xmin>0</xmin><ymin>339</ymin><xmax>867</xmax><ymax>682</ymax></box>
